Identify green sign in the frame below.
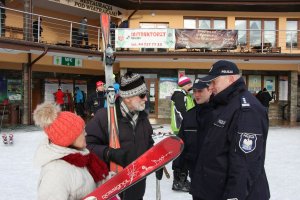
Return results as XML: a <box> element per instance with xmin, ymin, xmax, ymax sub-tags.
<box><xmin>53</xmin><ymin>56</ymin><xmax>82</xmax><ymax>67</ymax></box>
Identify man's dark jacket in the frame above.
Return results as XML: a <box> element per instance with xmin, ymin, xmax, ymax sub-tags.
<box><xmin>173</xmin><ymin>102</ymin><xmax>214</xmax><ymax>178</ymax></box>
<box><xmin>85</xmin><ymin>98</ymin><xmax>154</xmax><ymax>200</ymax></box>
<box><xmin>86</xmin><ymin>91</ymin><xmax>106</xmax><ymax>115</ymax></box>
<box><xmin>192</xmin><ymin>78</ymin><xmax>270</xmax><ymax>200</ymax></box>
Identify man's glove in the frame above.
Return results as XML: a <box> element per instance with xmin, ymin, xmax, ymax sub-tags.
<box><xmin>156</xmin><ymin>168</ymin><xmax>164</xmax><ymax>180</ymax></box>
<box><xmin>104</xmin><ymin>147</ymin><xmax>128</xmax><ymax>167</ymax></box>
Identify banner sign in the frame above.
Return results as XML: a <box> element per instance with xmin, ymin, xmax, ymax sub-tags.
<box><xmin>53</xmin><ymin>56</ymin><xmax>82</xmax><ymax>67</ymax></box>
<box><xmin>115</xmin><ymin>29</ymin><xmax>175</xmax><ymax>48</ymax></box>
<box><xmin>48</xmin><ymin>0</ymin><xmax>124</xmax><ymax>18</ymax></box>
<box><xmin>175</xmin><ymin>29</ymin><xmax>238</xmax><ymax>50</ymax></box>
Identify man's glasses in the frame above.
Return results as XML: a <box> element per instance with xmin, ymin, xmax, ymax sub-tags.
<box><xmin>139</xmin><ymin>93</ymin><xmax>147</xmax><ymax>99</ymax></box>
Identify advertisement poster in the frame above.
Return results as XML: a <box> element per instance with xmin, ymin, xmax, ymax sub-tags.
<box><xmin>61</xmin><ymin>79</ymin><xmax>74</xmax><ymax>94</ymax></box>
<box><xmin>175</xmin><ymin>29</ymin><xmax>238</xmax><ymax>49</ymax></box>
<box><xmin>159</xmin><ymin>77</ymin><xmax>178</xmax><ymax>99</ymax></box>
<box><xmin>248</xmin><ymin>75</ymin><xmax>261</xmax><ymax>94</ymax></box>
<box><xmin>7</xmin><ymin>79</ymin><xmax>22</xmax><ymax>101</ymax></box>
<box><xmin>115</xmin><ymin>28</ymin><xmax>175</xmax><ymax>48</ymax></box>
<box><xmin>0</xmin><ymin>76</ymin><xmax>7</xmax><ymax>102</ymax></box>
<box><xmin>44</xmin><ymin>79</ymin><xmax>59</xmax><ymax>103</ymax></box>
<box><xmin>279</xmin><ymin>76</ymin><xmax>288</xmax><ymax>101</ymax></box>
<box><xmin>264</xmin><ymin>76</ymin><xmax>275</xmax><ymax>93</ymax></box>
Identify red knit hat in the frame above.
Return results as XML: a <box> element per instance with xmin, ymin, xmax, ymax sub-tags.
<box><xmin>178</xmin><ymin>76</ymin><xmax>192</xmax><ymax>87</ymax></box>
<box><xmin>33</xmin><ymin>102</ymin><xmax>85</xmax><ymax>147</ymax></box>
<box><xmin>96</xmin><ymin>81</ymin><xmax>104</xmax><ymax>87</ymax></box>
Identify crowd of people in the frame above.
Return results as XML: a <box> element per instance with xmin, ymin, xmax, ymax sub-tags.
<box><xmin>34</xmin><ymin>60</ymin><xmax>271</xmax><ymax>200</ymax></box>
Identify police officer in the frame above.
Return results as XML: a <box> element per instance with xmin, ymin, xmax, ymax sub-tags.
<box><xmin>173</xmin><ymin>77</ymin><xmax>214</xmax><ymax>199</ymax></box>
<box><xmin>192</xmin><ymin>60</ymin><xmax>270</xmax><ymax>200</ymax></box>
<box><xmin>86</xmin><ymin>81</ymin><xmax>106</xmax><ymax>117</ymax></box>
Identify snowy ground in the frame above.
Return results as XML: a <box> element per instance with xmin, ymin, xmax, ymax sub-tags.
<box><xmin>0</xmin><ymin>125</ymin><xmax>299</xmax><ymax>200</ymax></box>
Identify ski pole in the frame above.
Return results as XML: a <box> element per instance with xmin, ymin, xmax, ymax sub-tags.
<box><xmin>163</xmin><ymin>166</ymin><xmax>170</xmax><ymax>179</ymax></box>
<box><xmin>156</xmin><ymin>178</ymin><xmax>161</xmax><ymax>200</ymax></box>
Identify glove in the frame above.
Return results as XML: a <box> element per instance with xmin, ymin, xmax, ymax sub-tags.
<box><xmin>104</xmin><ymin>147</ymin><xmax>128</xmax><ymax>167</ymax></box>
<box><xmin>156</xmin><ymin>168</ymin><xmax>164</xmax><ymax>180</ymax></box>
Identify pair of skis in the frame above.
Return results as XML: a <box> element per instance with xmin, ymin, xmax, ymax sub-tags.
<box><xmin>83</xmin><ymin>136</ymin><xmax>184</xmax><ymax>200</ymax></box>
<box><xmin>2</xmin><ymin>133</ymin><xmax>13</xmax><ymax>145</ymax></box>
<box><xmin>1</xmin><ymin>100</ymin><xmax>13</xmax><ymax>145</ymax></box>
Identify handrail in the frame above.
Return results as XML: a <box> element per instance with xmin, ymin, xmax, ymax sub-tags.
<box><xmin>0</xmin><ymin>6</ymin><xmax>101</xmax><ymax>29</ymax></box>
<box><xmin>1</xmin><ymin>6</ymin><xmax>300</xmax><ymax>54</ymax></box>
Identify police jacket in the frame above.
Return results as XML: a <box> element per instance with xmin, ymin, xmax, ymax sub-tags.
<box><xmin>172</xmin><ymin>102</ymin><xmax>214</xmax><ymax>177</ymax></box>
<box><xmin>85</xmin><ymin>98</ymin><xmax>154</xmax><ymax>200</ymax></box>
<box><xmin>86</xmin><ymin>91</ymin><xmax>106</xmax><ymax>115</ymax></box>
<box><xmin>192</xmin><ymin>78</ymin><xmax>270</xmax><ymax>200</ymax></box>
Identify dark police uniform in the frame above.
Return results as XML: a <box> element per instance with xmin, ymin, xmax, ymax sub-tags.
<box><xmin>192</xmin><ymin>78</ymin><xmax>270</xmax><ymax>200</ymax></box>
<box><xmin>173</xmin><ymin>102</ymin><xmax>214</xmax><ymax>180</ymax></box>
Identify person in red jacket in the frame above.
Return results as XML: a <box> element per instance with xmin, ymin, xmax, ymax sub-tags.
<box><xmin>54</xmin><ymin>87</ymin><xmax>65</xmax><ymax>110</ymax></box>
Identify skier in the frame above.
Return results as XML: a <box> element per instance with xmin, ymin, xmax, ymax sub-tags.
<box><xmin>33</xmin><ymin>102</ymin><xmax>119</xmax><ymax>200</ymax></box>
<box><xmin>86</xmin><ymin>81</ymin><xmax>106</xmax><ymax>117</ymax></box>
<box><xmin>53</xmin><ymin>87</ymin><xmax>65</xmax><ymax>110</ymax></box>
<box><xmin>193</xmin><ymin>60</ymin><xmax>270</xmax><ymax>200</ymax></box>
<box><xmin>170</xmin><ymin>76</ymin><xmax>195</xmax><ymax>192</ymax></box>
<box><xmin>74</xmin><ymin>87</ymin><xmax>85</xmax><ymax>118</ymax></box>
<box><xmin>85</xmin><ymin>72</ymin><xmax>155</xmax><ymax>200</ymax></box>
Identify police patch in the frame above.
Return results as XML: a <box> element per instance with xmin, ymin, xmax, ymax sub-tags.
<box><xmin>239</xmin><ymin>133</ymin><xmax>257</xmax><ymax>153</ymax></box>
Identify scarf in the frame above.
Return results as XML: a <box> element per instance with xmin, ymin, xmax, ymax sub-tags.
<box><xmin>120</xmin><ymin>100</ymin><xmax>139</xmax><ymax>130</ymax></box>
<box><xmin>62</xmin><ymin>152</ymin><xmax>108</xmax><ymax>183</ymax></box>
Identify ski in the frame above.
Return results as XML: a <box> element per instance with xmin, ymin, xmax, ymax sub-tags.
<box><xmin>8</xmin><ymin>133</ymin><xmax>14</xmax><ymax>144</ymax></box>
<box><xmin>2</xmin><ymin>133</ymin><xmax>7</xmax><ymax>145</ymax></box>
<box><xmin>83</xmin><ymin>136</ymin><xmax>184</xmax><ymax>200</ymax></box>
<box><xmin>100</xmin><ymin>13</ymin><xmax>122</xmax><ymax>174</ymax></box>
<box><xmin>107</xmin><ymin>86</ymin><xmax>123</xmax><ymax>173</ymax></box>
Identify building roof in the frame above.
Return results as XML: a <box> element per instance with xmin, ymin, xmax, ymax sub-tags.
<box><xmin>99</xmin><ymin>0</ymin><xmax>300</xmax><ymax>12</ymax></box>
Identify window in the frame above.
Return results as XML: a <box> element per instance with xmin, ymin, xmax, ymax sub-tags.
<box><xmin>184</xmin><ymin>19</ymin><xmax>196</xmax><ymax>28</ymax></box>
<box><xmin>199</xmin><ymin>19</ymin><xmax>211</xmax><ymax>29</ymax></box>
<box><xmin>214</xmin><ymin>19</ymin><xmax>226</xmax><ymax>29</ymax></box>
<box><xmin>264</xmin><ymin>21</ymin><xmax>276</xmax><ymax>47</ymax></box>
<box><xmin>184</xmin><ymin>18</ymin><xmax>226</xmax><ymax>29</ymax></box>
<box><xmin>235</xmin><ymin>20</ymin><xmax>247</xmax><ymax>45</ymax></box>
<box><xmin>286</xmin><ymin>20</ymin><xmax>298</xmax><ymax>48</ymax></box>
<box><xmin>235</xmin><ymin>19</ymin><xmax>277</xmax><ymax>47</ymax></box>
<box><xmin>250</xmin><ymin>20</ymin><xmax>261</xmax><ymax>46</ymax></box>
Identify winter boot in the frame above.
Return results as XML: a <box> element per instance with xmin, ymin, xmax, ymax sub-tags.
<box><xmin>172</xmin><ymin>168</ymin><xmax>190</xmax><ymax>192</ymax></box>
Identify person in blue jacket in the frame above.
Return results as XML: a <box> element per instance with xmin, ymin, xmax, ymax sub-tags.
<box><xmin>191</xmin><ymin>60</ymin><xmax>270</xmax><ymax>200</ymax></box>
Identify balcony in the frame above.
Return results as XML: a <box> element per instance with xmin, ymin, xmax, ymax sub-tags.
<box><xmin>0</xmin><ymin>6</ymin><xmax>300</xmax><ymax>56</ymax></box>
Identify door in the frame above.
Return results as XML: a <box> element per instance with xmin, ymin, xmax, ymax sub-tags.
<box><xmin>145</xmin><ymin>78</ymin><xmax>158</xmax><ymax>118</ymax></box>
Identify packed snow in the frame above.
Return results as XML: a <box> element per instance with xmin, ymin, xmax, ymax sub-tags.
<box><xmin>0</xmin><ymin>125</ymin><xmax>299</xmax><ymax>200</ymax></box>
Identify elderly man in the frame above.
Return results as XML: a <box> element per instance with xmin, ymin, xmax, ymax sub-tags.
<box><xmin>85</xmin><ymin>72</ymin><xmax>154</xmax><ymax>200</ymax></box>
<box><xmin>192</xmin><ymin>60</ymin><xmax>270</xmax><ymax>200</ymax></box>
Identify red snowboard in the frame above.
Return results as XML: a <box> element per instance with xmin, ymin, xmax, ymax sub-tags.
<box><xmin>83</xmin><ymin>136</ymin><xmax>184</xmax><ymax>200</ymax></box>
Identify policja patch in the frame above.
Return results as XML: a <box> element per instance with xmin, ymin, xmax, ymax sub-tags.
<box><xmin>239</xmin><ymin>133</ymin><xmax>257</xmax><ymax>153</ymax></box>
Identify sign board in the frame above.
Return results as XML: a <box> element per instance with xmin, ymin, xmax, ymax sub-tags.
<box><xmin>175</xmin><ymin>29</ymin><xmax>238</xmax><ymax>50</ymax></box>
<box><xmin>53</xmin><ymin>56</ymin><xmax>82</xmax><ymax>67</ymax></box>
<box><xmin>115</xmin><ymin>28</ymin><xmax>175</xmax><ymax>48</ymax></box>
<box><xmin>48</xmin><ymin>0</ymin><xmax>124</xmax><ymax>18</ymax></box>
